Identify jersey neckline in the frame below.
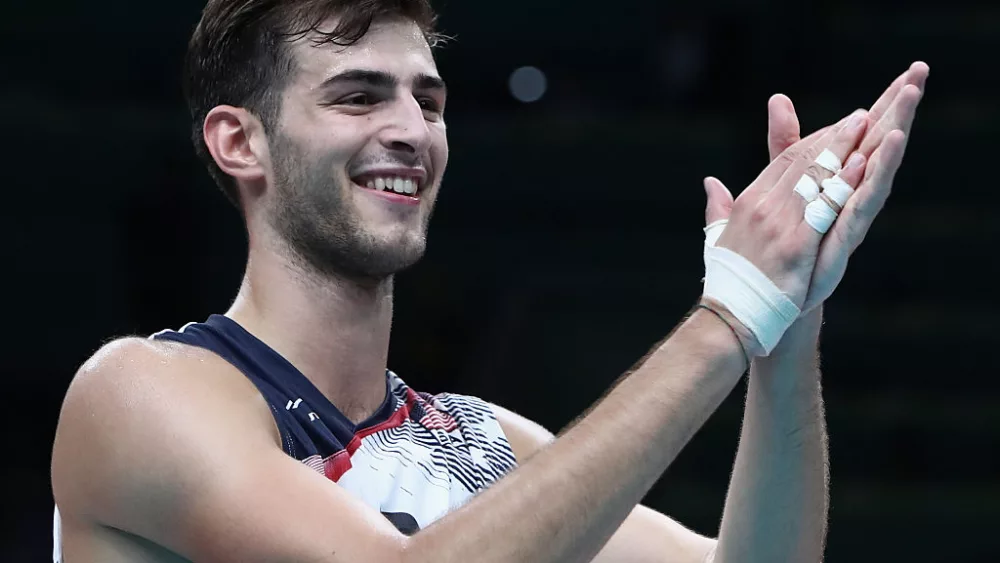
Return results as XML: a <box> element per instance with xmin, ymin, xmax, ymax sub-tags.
<box><xmin>204</xmin><ymin>314</ymin><xmax>400</xmax><ymax>433</ymax></box>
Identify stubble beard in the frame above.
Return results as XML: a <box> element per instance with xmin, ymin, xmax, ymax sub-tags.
<box><xmin>267</xmin><ymin>133</ymin><xmax>428</xmax><ymax>285</ymax></box>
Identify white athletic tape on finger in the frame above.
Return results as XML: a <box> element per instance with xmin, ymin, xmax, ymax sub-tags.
<box><xmin>804</xmin><ymin>198</ymin><xmax>839</xmax><ymax>234</ymax></box>
<box><xmin>703</xmin><ymin>245</ymin><xmax>802</xmax><ymax>356</ymax></box>
<box><xmin>820</xmin><ymin>175</ymin><xmax>855</xmax><ymax>208</ymax></box>
<box><xmin>794</xmin><ymin>175</ymin><xmax>820</xmax><ymax>202</ymax></box>
<box><xmin>704</xmin><ymin>219</ymin><xmax>728</xmax><ymax>248</ymax></box>
<box><xmin>815</xmin><ymin>149</ymin><xmax>843</xmax><ymax>174</ymax></box>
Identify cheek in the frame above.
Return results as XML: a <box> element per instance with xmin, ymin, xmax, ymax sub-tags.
<box><xmin>432</xmin><ymin>130</ymin><xmax>449</xmax><ymax>171</ymax></box>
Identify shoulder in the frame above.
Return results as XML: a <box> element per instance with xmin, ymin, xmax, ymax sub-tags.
<box><xmin>63</xmin><ymin>336</ymin><xmax>236</xmax><ymax>396</ymax></box>
<box><xmin>55</xmin><ymin>336</ymin><xmax>267</xmax><ymax>430</ymax></box>
<box><xmin>51</xmin><ymin>336</ymin><xmax>278</xmax><ymax>522</ymax></box>
<box><xmin>487</xmin><ymin>402</ymin><xmax>556</xmax><ymax>463</ymax></box>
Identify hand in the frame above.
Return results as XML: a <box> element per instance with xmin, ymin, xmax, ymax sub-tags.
<box><xmin>706</xmin><ymin>61</ymin><xmax>928</xmax><ymax>312</ymax></box>
<box><xmin>706</xmin><ymin>108</ymin><xmax>870</xmax><ymax>311</ymax></box>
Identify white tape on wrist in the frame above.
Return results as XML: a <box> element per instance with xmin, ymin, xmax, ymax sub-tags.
<box><xmin>804</xmin><ymin>198</ymin><xmax>838</xmax><ymax>234</ymax></box>
<box><xmin>815</xmin><ymin>149</ymin><xmax>843</xmax><ymax>174</ymax></box>
<box><xmin>703</xmin><ymin>245</ymin><xmax>802</xmax><ymax>356</ymax></box>
<box><xmin>704</xmin><ymin>219</ymin><xmax>728</xmax><ymax>248</ymax></box>
<box><xmin>820</xmin><ymin>175</ymin><xmax>855</xmax><ymax>208</ymax></box>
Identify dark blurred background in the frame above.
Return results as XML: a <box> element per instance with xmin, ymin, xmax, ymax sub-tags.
<box><xmin>2</xmin><ymin>0</ymin><xmax>998</xmax><ymax>561</ymax></box>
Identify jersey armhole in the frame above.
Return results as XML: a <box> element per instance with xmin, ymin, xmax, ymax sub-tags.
<box><xmin>267</xmin><ymin>402</ymin><xmax>298</xmax><ymax>457</ymax></box>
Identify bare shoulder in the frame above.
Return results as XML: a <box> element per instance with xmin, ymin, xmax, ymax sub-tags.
<box><xmin>60</xmin><ymin>336</ymin><xmax>237</xmax><ymax>400</ymax></box>
<box><xmin>488</xmin><ymin>402</ymin><xmax>556</xmax><ymax>463</ymax></box>
<box><xmin>51</xmin><ymin>336</ymin><xmax>277</xmax><ymax>522</ymax></box>
<box><xmin>52</xmin><ymin>338</ymin><xmax>408</xmax><ymax>562</ymax></box>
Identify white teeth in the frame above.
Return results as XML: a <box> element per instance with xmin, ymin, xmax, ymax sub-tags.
<box><xmin>360</xmin><ymin>175</ymin><xmax>420</xmax><ymax>196</ymax></box>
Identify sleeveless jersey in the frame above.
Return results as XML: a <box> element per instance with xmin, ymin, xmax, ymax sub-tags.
<box><xmin>53</xmin><ymin>314</ymin><xmax>518</xmax><ymax>561</ymax></box>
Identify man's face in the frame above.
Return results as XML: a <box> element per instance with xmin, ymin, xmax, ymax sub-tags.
<box><xmin>265</xmin><ymin>17</ymin><xmax>449</xmax><ymax>282</ymax></box>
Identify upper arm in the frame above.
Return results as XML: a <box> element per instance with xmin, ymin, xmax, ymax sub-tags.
<box><xmin>52</xmin><ymin>338</ymin><xmax>407</xmax><ymax>563</ymax></box>
<box><xmin>491</xmin><ymin>403</ymin><xmax>717</xmax><ymax>563</ymax></box>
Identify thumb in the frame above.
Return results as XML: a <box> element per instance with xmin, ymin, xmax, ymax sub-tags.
<box><xmin>767</xmin><ymin>93</ymin><xmax>801</xmax><ymax>161</ymax></box>
<box><xmin>703</xmin><ymin>176</ymin><xmax>734</xmax><ymax>225</ymax></box>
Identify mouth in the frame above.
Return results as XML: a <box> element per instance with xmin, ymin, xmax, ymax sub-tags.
<box><xmin>350</xmin><ymin>169</ymin><xmax>426</xmax><ymax>204</ymax></box>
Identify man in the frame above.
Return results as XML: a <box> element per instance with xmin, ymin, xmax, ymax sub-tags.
<box><xmin>50</xmin><ymin>0</ymin><xmax>928</xmax><ymax>561</ymax></box>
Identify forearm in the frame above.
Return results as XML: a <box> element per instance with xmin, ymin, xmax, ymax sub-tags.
<box><xmin>713</xmin><ymin>308</ymin><xmax>829</xmax><ymax>563</ymax></box>
<box><xmin>407</xmin><ymin>309</ymin><xmax>747</xmax><ymax>563</ymax></box>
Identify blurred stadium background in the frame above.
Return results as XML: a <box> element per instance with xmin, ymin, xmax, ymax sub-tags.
<box><xmin>2</xmin><ymin>0</ymin><xmax>998</xmax><ymax>560</ymax></box>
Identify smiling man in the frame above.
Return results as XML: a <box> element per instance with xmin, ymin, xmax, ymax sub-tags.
<box><xmin>50</xmin><ymin>1</ymin><xmax>927</xmax><ymax>562</ymax></box>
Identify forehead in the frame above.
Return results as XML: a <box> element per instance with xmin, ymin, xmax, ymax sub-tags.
<box><xmin>289</xmin><ymin>18</ymin><xmax>439</xmax><ymax>87</ymax></box>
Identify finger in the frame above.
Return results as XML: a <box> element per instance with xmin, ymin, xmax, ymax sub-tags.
<box><xmin>832</xmin><ymin>152</ymin><xmax>867</xmax><ymax>191</ymax></box>
<box><xmin>773</xmin><ymin>110</ymin><xmax>869</xmax><ymax>233</ymax></box>
<box><xmin>858</xmin><ymin>76</ymin><xmax>925</xmax><ymax>158</ymax></box>
<box><xmin>903</xmin><ymin>61</ymin><xmax>930</xmax><ymax>94</ymax></box>
<box><xmin>794</xmin><ymin>150</ymin><xmax>868</xmax><ymax>240</ymax></box>
<box><xmin>773</xmin><ymin>110</ymin><xmax>868</xmax><ymax>209</ymax></box>
<box><xmin>800</xmin><ymin>124</ymin><xmax>833</xmax><ymax>147</ymax></box>
<box><xmin>867</xmin><ymin>69</ymin><xmax>908</xmax><ymax>123</ymax></box>
<box><xmin>749</xmin><ymin>116</ymin><xmax>847</xmax><ymax>196</ymax></box>
<box><xmin>867</xmin><ymin>61</ymin><xmax>929</xmax><ymax>123</ymax></box>
<box><xmin>767</xmin><ymin>94</ymin><xmax>801</xmax><ymax>161</ymax></box>
<box><xmin>704</xmin><ymin>176</ymin><xmax>735</xmax><ymax>225</ymax></box>
<box><xmin>833</xmin><ymin>130</ymin><xmax>907</xmax><ymax>250</ymax></box>
<box><xmin>809</xmin><ymin>110</ymin><xmax>869</xmax><ymax>181</ymax></box>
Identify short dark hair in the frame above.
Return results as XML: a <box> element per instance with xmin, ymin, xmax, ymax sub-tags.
<box><xmin>183</xmin><ymin>0</ymin><xmax>444</xmax><ymax>207</ymax></box>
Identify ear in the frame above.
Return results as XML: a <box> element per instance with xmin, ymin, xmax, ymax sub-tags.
<box><xmin>203</xmin><ymin>105</ymin><xmax>269</xmax><ymax>190</ymax></box>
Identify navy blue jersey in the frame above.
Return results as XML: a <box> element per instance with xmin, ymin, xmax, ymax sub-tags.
<box><xmin>54</xmin><ymin>315</ymin><xmax>517</xmax><ymax>561</ymax></box>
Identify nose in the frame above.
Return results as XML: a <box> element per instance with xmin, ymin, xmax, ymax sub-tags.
<box><xmin>376</xmin><ymin>94</ymin><xmax>432</xmax><ymax>157</ymax></box>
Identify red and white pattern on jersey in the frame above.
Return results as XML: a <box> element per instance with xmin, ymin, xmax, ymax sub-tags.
<box><xmin>300</xmin><ymin>372</ymin><xmax>517</xmax><ymax>498</ymax></box>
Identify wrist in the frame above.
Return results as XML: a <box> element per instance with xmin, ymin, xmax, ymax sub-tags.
<box><xmin>766</xmin><ymin>305</ymin><xmax>823</xmax><ymax>363</ymax></box>
<box><xmin>694</xmin><ymin>298</ymin><xmax>756</xmax><ymax>372</ymax></box>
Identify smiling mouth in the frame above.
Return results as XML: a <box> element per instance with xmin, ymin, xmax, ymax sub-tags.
<box><xmin>351</xmin><ymin>172</ymin><xmax>423</xmax><ymax>201</ymax></box>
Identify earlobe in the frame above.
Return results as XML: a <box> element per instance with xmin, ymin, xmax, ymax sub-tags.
<box><xmin>203</xmin><ymin>105</ymin><xmax>268</xmax><ymax>184</ymax></box>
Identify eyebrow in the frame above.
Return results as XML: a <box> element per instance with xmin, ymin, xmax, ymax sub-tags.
<box><xmin>319</xmin><ymin>69</ymin><xmax>447</xmax><ymax>94</ymax></box>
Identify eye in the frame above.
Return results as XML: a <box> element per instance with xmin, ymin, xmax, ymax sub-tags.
<box><xmin>418</xmin><ymin>97</ymin><xmax>442</xmax><ymax>113</ymax></box>
<box><xmin>337</xmin><ymin>93</ymin><xmax>378</xmax><ymax>106</ymax></box>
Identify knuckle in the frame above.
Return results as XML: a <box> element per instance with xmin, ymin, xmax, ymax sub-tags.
<box><xmin>800</xmin><ymin>143</ymin><xmax>822</xmax><ymax>161</ymax></box>
<box><xmin>804</xmin><ymin>164</ymin><xmax>828</xmax><ymax>182</ymax></box>
<box><xmin>750</xmin><ymin>201</ymin><xmax>771</xmax><ymax>223</ymax></box>
<box><xmin>776</xmin><ymin>147</ymin><xmax>800</xmax><ymax>167</ymax></box>
<box><xmin>850</xmin><ymin>199</ymin><xmax>868</xmax><ymax>219</ymax></box>
<box><xmin>842</xmin><ymin>220</ymin><xmax>866</xmax><ymax>251</ymax></box>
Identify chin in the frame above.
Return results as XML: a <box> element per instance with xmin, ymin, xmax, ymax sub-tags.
<box><xmin>342</xmin><ymin>232</ymin><xmax>428</xmax><ymax>280</ymax></box>
<box><xmin>376</xmin><ymin>233</ymin><xmax>427</xmax><ymax>272</ymax></box>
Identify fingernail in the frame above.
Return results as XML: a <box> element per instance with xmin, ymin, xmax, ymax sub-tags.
<box><xmin>846</xmin><ymin>153</ymin><xmax>864</xmax><ymax>169</ymax></box>
<box><xmin>848</xmin><ymin>111</ymin><xmax>867</xmax><ymax>130</ymax></box>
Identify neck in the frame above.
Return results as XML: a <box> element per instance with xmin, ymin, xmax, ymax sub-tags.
<box><xmin>227</xmin><ymin>233</ymin><xmax>394</xmax><ymax>425</ymax></box>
